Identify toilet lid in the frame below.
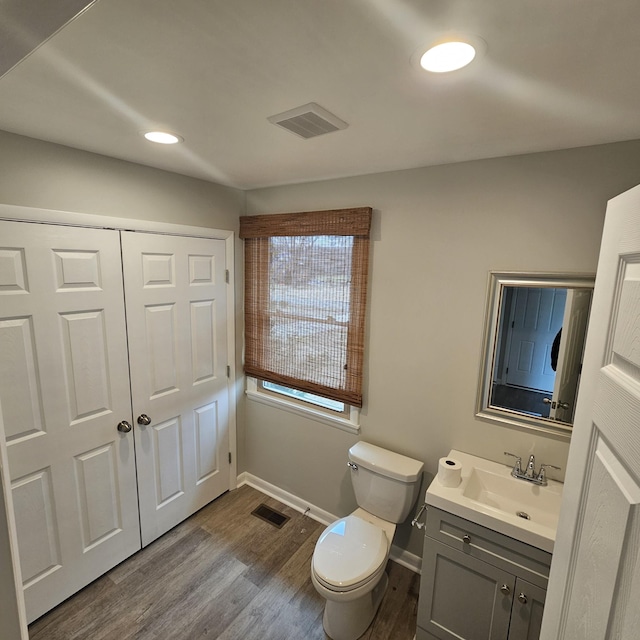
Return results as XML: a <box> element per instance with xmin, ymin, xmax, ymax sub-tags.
<box><xmin>313</xmin><ymin>515</ymin><xmax>388</xmax><ymax>590</ymax></box>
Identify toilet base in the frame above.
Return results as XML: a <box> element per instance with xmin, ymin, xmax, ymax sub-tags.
<box><xmin>322</xmin><ymin>572</ymin><xmax>389</xmax><ymax>640</ymax></box>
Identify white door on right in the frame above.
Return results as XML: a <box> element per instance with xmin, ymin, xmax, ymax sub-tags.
<box><xmin>121</xmin><ymin>232</ymin><xmax>230</xmax><ymax>547</ymax></box>
<box><xmin>541</xmin><ymin>183</ymin><xmax>640</xmax><ymax>639</ymax></box>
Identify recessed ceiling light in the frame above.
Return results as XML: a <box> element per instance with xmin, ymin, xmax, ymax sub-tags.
<box><xmin>143</xmin><ymin>131</ymin><xmax>183</xmax><ymax>144</ymax></box>
<box><xmin>420</xmin><ymin>41</ymin><xmax>477</xmax><ymax>73</ymax></box>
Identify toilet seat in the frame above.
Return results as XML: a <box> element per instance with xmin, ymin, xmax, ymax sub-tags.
<box><xmin>313</xmin><ymin>559</ymin><xmax>387</xmax><ymax>594</ymax></box>
<box><xmin>312</xmin><ymin>515</ymin><xmax>389</xmax><ymax>592</ymax></box>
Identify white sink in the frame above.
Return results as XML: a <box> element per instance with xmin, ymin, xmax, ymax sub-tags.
<box><xmin>426</xmin><ymin>450</ymin><xmax>563</xmax><ymax>552</ymax></box>
<box><xmin>462</xmin><ymin>467</ymin><xmax>562</xmax><ymax>529</ymax></box>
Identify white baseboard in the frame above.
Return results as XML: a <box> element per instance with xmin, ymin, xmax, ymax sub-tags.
<box><xmin>237</xmin><ymin>472</ymin><xmax>422</xmax><ymax>574</ymax></box>
<box><xmin>236</xmin><ymin>472</ymin><xmax>336</xmax><ymax>525</ymax></box>
<box><xmin>389</xmin><ymin>546</ymin><xmax>422</xmax><ymax>574</ymax></box>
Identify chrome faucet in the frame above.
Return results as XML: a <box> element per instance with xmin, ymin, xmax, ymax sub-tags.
<box><xmin>504</xmin><ymin>452</ymin><xmax>560</xmax><ymax>486</ymax></box>
<box><xmin>525</xmin><ymin>454</ymin><xmax>536</xmax><ymax>479</ymax></box>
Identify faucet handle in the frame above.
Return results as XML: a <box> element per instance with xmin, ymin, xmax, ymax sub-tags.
<box><xmin>537</xmin><ymin>463</ymin><xmax>561</xmax><ymax>484</ymax></box>
<box><xmin>504</xmin><ymin>452</ymin><xmax>522</xmax><ymax>474</ymax></box>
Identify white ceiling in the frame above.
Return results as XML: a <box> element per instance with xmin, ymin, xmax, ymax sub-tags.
<box><xmin>1</xmin><ymin>0</ymin><xmax>639</xmax><ymax>190</ymax></box>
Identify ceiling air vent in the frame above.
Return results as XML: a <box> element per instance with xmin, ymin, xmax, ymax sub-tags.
<box><xmin>268</xmin><ymin>102</ymin><xmax>348</xmax><ymax>139</ymax></box>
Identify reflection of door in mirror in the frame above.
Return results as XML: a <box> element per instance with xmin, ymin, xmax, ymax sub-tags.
<box><xmin>549</xmin><ymin>289</ymin><xmax>592</xmax><ymax>423</ymax></box>
<box><xmin>492</xmin><ymin>287</ymin><xmax>566</xmax><ymax>418</ymax></box>
<box><xmin>477</xmin><ymin>272</ymin><xmax>595</xmax><ymax>436</ymax></box>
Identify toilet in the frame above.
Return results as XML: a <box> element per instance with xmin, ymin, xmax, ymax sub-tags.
<box><xmin>311</xmin><ymin>442</ymin><xmax>424</xmax><ymax>640</ymax></box>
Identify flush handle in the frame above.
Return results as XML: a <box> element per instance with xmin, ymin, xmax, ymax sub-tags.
<box><xmin>411</xmin><ymin>503</ymin><xmax>427</xmax><ymax>529</ymax></box>
<box><xmin>347</xmin><ymin>461</ymin><xmax>358</xmax><ymax>471</ymax></box>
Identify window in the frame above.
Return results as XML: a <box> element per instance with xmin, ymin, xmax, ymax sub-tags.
<box><xmin>240</xmin><ymin>207</ymin><xmax>371</xmax><ymax>422</ymax></box>
<box><xmin>261</xmin><ymin>380</ymin><xmax>346</xmax><ymax>413</ymax></box>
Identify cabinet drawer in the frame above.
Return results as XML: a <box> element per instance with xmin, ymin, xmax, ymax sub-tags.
<box><xmin>425</xmin><ymin>507</ymin><xmax>552</xmax><ymax>589</ymax></box>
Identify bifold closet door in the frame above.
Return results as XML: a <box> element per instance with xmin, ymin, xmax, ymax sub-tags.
<box><xmin>0</xmin><ymin>221</ymin><xmax>141</xmax><ymax>623</ymax></box>
<box><xmin>121</xmin><ymin>231</ymin><xmax>230</xmax><ymax>546</ymax></box>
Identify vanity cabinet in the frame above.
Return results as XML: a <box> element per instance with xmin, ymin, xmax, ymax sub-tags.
<box><xmin>416</xmin><ymin>507</ymin><xmax>551</xmax><ymax>640</ymax></box>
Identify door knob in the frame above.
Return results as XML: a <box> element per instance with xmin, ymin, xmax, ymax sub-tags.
<box><xmin>518</xmin><ymin>593</ymin><xmax>528</xmax><ymax>604</ymax></box>
<box><xmin>137</xmin><ymin>414</ymin><xmax>151</xmax><ymax>425</ymax></box>
<box><xmin>500</xmin><ymin>584</ymin><xmax>510</xmax><ymax>595</ymax></box>
<box><xmin>117</xmin><ymin>420</ymin><xmax>132</xmax><ymax>433</ymax></box>
<box><xmin>542</xmin><ymin>397</ymin><xmax>552</xmax><ymax>405</ymax></box>
<box><xmin>557</xmin><ymin>401</ymin><xmax>570</xmax><ymax>410</ymax></box>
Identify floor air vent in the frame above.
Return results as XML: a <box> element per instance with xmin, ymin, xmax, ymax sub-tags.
<box><xmin>267</xmin><ymin>102</ymin><xmax>348</xmax><ymax>139</ymax></box>
<box><xmin>251</xmin><ymin>503</ymin><xmax>290</xmax><ymax>529</ymax></box>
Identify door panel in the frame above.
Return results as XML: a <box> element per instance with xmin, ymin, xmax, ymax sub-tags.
<box><xmin>194</xmin><ymin>401</ymin><xmax>221</xmax><ymax>481</ymax></box>
<box><xmin>506</xmin><ymin>288</ymin><xmax>566</xmax><ymax>391</ymax></box>
<box><xmin>11</xmin><ymin>469</ymin><xmax>60</xmax><ymax>585</ymax></box>
<box><xmin>75</xmin><ymin>443</ymin><xmax>123</xmax><ymax>549</ymax></box>
<box><xmin>541</xmin><ymin>185</ymin><xmax>640</xmax><ymax>639</ymax></box>
<box><xmin>0</xmin><ymin>316</ymin><xmax>44</xmax><ymax>441</ymax></box>
<box><xmin>121</xmin><ymin>232</ymin><xmax>229</xmax><ymax>546</ymax></box>
<box><xmin>145</xmin><ymin>303</ymin><xmax>179</xmax><ymax>397</ymax></box>
<box><xmin>0</xmin><ymin>221</ymin><xmax>141</xmax><ymax>622</ymax></box>
<box><xmin>152</xmin><ymin>416</ymin><xmax>184</xmax><ymax>506</ymax></box>
<box><xmin>60</xmin><ymin>309</ymin><xmax>112</xmax><ymax>422</ymax></box>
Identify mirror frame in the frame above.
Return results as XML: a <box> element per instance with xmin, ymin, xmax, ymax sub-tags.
<box><xmin>476</xmin><ymin>271</ymin><xmax>595</xmax><ymax>439</ymax></box>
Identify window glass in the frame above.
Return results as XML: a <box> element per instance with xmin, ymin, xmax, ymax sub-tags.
<box><xmin>261</xmin><ymin>380</ymin><xmax>346</xmax><ymax>413</ymax></box>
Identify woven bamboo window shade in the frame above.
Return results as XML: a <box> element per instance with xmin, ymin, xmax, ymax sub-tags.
<box><xmin>240</xmin><ymin>207</ymin><xmax>372</xmax><ymax>407</ymax></box>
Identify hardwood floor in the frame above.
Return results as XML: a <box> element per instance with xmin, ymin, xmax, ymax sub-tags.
<box><xmin>29</xmin><ymin>485</ymin><xmax>420</xmax><ymax>640</ymax></box>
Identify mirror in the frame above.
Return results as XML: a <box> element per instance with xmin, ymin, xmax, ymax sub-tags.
<box><xmin>477</xmin><ymin>272</ymin><xmax>595</xmax><ymax>437</ymax></box>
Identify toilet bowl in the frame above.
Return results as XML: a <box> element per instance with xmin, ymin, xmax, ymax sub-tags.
<box><xmin>312</xmin><ymin>509</ymin><xmax>395</xmax><ymax>640</ymax></box>
<box><xmin>311</xmin><ymin>442</ymin><xmax>423</xmax><ymax>640</ymax></box>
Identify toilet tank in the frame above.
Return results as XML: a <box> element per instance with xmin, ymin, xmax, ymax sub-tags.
<box><xmin>348</xmin><ymin>442</ymin><xmax>424</xmax><ymax>523</ymax></box>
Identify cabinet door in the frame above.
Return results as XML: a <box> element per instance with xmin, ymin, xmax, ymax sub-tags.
<box><xmin>418</xmin><ymin>538</ymin><xmax>514</xmax><ymax>640</ymax></box>
<box><xmin>508</xmin><ymin>578</ymin><xmax>546</xmax><ymax>640</ymax></box>
<box><xmin>121</xmin><ymin>232</ymin><xmax>230</xmax><ymax>546</ymax></box>
<box><xmin>0</xmin><ymin>221</ymin><xmax>141</xmax><ymax>622</ymax></box>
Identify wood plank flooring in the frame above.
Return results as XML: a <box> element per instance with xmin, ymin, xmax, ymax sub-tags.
<box><xmin>29</xmin><ymin>485</ymin><xmax>420</xmax><ymax>640</ymax></box>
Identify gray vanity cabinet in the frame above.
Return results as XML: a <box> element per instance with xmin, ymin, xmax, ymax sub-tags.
<box><xmin>416</xmin><ymin>507</ymin><xmax>551</xmax><ymax>640</ymax></box>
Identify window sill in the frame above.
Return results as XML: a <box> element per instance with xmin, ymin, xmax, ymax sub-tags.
<box><xmin>245</xmin><ymin>382</ymin><xmax>360</xmax><ymax>435</ymax></box>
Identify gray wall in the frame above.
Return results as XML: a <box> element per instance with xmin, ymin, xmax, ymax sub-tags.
<box><xmin>3</xmin><ymin>129</ymin><xmax>640</xmax><ymax>559</ymax></box>
<box><xmin>0</xmin><ymin>130</ymin><xmax>244</xmax><ymax>227</ymax></box>
<box><xmin>244</xmin><ymin>140</ymin><xmax>640</xmax><ymax>556</ymax></box>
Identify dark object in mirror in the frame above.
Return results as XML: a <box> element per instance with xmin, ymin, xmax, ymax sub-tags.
<box><xmin>477</xmin><ymin>273</ymin><xmax>595</xmax><ymax>438</ymax></box>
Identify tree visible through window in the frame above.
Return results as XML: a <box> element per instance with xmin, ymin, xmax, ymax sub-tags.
<box><xmin>269</xmin><ymin>235</ymin><xmax>352</xmax><ymax>389</ymax></box>
<box><xmin>240</xmin><ymin>208</ymin><xmax>372</xmax><ymax>407</ymax></box>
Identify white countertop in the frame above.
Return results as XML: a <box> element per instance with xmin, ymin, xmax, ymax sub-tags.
<box><xmin>425</xmin><ymin>450</ymin><xmax>563</xmax><ymax>553</ymax></box>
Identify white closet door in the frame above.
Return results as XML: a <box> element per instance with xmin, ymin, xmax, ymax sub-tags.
<box><xmin>0</xmin><ymin>399</ymin><xmax>28</xmax><ymax>640</ymax></box>
<box><xmin>121</xmin><ymin>232</ymin><xmax>230</xmax><ymax>546</ymax></box>
<box><xmin>0</xmin><ymin>221</ymin><xmax>141</xmax><ymax>622</ymax></box>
